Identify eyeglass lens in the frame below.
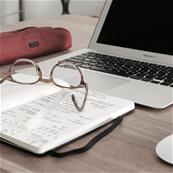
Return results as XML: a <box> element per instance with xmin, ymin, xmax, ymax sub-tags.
<box><xmin>51</xmin><ymin>63</ymin><xmax>82</xmax><ymax>88</ymax></box>
<box><xmin>10</xmin><ymin>59</ymin><xmax>40</xmax><ymax>84</ymax></box>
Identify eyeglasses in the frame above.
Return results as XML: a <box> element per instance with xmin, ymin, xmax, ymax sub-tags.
<box><xmin>0</xmin><ymin>58</ymin><xmax>88</xmax><ymax>112</ymax></box>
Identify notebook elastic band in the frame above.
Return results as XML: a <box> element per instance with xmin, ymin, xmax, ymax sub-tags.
<box><xmin>49</xmin><ymin>116</ymin><xmax>123</xmax><ymax>158</ymax></box>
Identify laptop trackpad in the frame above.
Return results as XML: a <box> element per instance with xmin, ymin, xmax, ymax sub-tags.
<box><xmin>53</xmin><ymin>68</ymin><xmax>129</xmax><ymax>93</ymax></box>
<box><xmin>83</xmin><ymin>71</ymin><xmax>129</xmax><ymax>92</ymax></box>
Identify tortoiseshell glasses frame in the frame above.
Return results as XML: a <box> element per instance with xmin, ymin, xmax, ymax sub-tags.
<box><xmin>0</xmin><ymin>58</ymin><xmax>88</xmax><ymax>112</ymax></box>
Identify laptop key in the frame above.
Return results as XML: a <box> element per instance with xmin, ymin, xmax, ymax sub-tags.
<box><xmin>112</xmin><ymin>70</ymin><xmax>129</xmax><ymax>77</ymax></box>
<box><xmin>164</xmin><ymin>78</ymin><xmax>173</xmax><ymax>83</ymax></box>
<box><xmin>79</xmin><ymin>64</ymin><xmax>90</xmax><ymax>69</ymax></box>
<box><xmin>69</xmin><ymin>59</ymin><xmax>82</xmax><ymax>63</ymax></box>
<box><xmin>89</xmin><ymin>66</ymin><xmax>106</xmax><ymax>73</ymax></box>
<box><xmin>151</xmin><ymin>81</ymin><xmax>160</xmax><ymax>84</ymax></box>
<box><xmin>160</xmin><ymin>82</ymin><xmax>172</xmax><ymax>86</ymax></box>
<box><xmin>154</xmin><ymin>76</ymin><xmax>166</xmax><ymax>81</ymax></box>
<box><xmin>141</xmin><ymin>78</ymin><xmax>153</xmax><ymax>82</ymax></box>
<box><xmin>130</xmin><ymin>75</ymin><xmax>143</xmax><ymax>80</ymax></box>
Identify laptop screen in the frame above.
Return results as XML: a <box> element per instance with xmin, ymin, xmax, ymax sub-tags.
<box><xmin>97</xmin><ymin>0</ymin><xmax>173</xmax><ymax>55</ymax></box>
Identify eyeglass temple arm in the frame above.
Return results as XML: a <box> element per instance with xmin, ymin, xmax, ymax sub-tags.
<box><xmin>71</xmin><ymin>83</ymin><xmax>88</xmax><ymax>112</ymax></box>
<box><xmin>0</xmin><ymin>77</ymin><xmax>6</xmax><ymax>84</ymax></box>
<box><xmin>0</xmin><ymin>74</ymin><xmax>10</xmax><ymax>84</ymax></box>
<box><xmin>0</xmin><ymin>68</ymin><xmax>18</xmax><ymax>84</ymax></box>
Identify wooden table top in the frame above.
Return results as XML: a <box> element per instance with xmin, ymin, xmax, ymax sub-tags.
<box><xmin>0</xmin><ymin>15</ymin><xmax>173</xmax><ymax>173</ymax></box>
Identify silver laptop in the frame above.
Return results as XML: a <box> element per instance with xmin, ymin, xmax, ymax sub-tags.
<box><xmin>57</xmin><ymin>0</ymin><xmax>173</xmax><ymax>109</ymax></box>
<box><xmin>25</xmin><ymin>0</ymin><xmax>173</xmax><ymax>109</ymax></box>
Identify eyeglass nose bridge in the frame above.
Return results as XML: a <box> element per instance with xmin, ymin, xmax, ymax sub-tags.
<box><xmin>40</xmin><ymin>77</ymin><xmax>52</xmax><ymax>83</ymax></box>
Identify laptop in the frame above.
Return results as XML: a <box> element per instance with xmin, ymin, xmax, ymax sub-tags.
<box><xmin>24</xmin><ymin>0</ymin><xmax>173</xmax><ymax>109</ymax></box>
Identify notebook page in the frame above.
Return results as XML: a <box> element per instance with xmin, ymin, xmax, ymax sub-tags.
<box><xmin>0</xmin><ymin>74</ymin><xmax>63</xmax><ymax>112</ymax></box>
<box><xmin>0</xmin><ymin>89</ymin><xmax>134</xmax><ymax>154</ymax></box>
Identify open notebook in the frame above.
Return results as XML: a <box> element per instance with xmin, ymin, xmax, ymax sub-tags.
<box><xmin>0</xmin><ymin>74</ymin><xmax>135</xmax><ymax>154</ymax></box>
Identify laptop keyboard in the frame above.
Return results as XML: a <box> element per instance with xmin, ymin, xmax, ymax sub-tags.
<box><xmin>67</xmin><ymin>52</ymin><xmax>173</xmax><ymax>87</ymax></box>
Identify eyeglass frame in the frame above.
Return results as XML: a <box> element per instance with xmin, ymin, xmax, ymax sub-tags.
<box><xmin>0</xmin><ymin>58</ymin><xmax>88</xmax><ymax>112</ymax></box>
